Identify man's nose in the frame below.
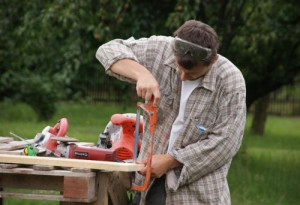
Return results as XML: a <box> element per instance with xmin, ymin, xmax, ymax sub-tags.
<box><xmin>180</xmin><ymin>72</ymin><xmax>187</xmax><ymax>81</ymax></box>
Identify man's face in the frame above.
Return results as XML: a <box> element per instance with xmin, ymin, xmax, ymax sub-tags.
<box><xmin>176</xmin><ymin>61</ymin><xmax>211</xmax><ymax>81</ymax></box>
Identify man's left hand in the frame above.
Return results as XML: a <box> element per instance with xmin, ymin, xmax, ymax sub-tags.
<box><xmin>138</xmin><ymin>154</ymin><xmax>182</xmax><ymax>178</ymax></box>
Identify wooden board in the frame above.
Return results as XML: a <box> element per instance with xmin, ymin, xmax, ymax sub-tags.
<box><xmin>0</xmin><ymin>149</ymin><xmax>23</xmax><ymax>155</ymax></box>
<box><xmin>0</xmin><ymin>137</ymin><xmax>13</xmax><ymax>143</ymax></box>
<box><xmin>0</xmin><ymin>139</ymin><xmax>34</xmax><ymax>151</ymax></box>
<box><xmin>0</xmin><ymin>154</ymin><xmax>143</xmax><ymax>172</ymax></box>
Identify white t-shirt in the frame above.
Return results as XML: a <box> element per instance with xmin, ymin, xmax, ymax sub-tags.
<box><xmin>168</xmin><ymin>78</ymin><xmax>201</xmax><ymax>152</ymax></box>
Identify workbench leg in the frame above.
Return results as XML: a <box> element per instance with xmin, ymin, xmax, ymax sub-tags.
<box><xmin>0</xmin><ymin>188</ymin><xmax>3</xmax><ymax>205</ymax></box>
<box><xmin>59</xmin><ymin>172</ymin><xmax>129</xmax><ymax>205</ymax></box>
<box><xmin>60</xmin><ymin>202</ymin><xmax>88</xmax><ymax>205</ymax></box>
<box><xmin>90</xmin><ymin>172</ymin><xmax>129</xmax><ymax>205</ymax></box>
<box><xmin>107</xmin><ymin>172</ymin><xmax>130</xmax><ymax>205</ymax></box>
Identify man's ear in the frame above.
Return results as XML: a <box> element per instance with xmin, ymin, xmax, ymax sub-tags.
<box><xmin>214</xmin><ymin>54</ymin><xmax>219</xmax><ymax>62</ymax></box>
<box><xmin>208</xmin><ymin>54</ymin><xmax>218</xmax><ymax>67</ymax></box>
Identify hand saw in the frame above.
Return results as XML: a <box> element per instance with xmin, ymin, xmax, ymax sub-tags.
<box><xmin>132</xmin><ymin>99</ymin><xmax>157</xmax><ymax>192</ymax></box>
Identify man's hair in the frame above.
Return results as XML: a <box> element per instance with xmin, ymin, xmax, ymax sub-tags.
<box><xmin>173</xmin><ymin>20</ymin><xmax>219</xmax><ymax>69</ymax></box>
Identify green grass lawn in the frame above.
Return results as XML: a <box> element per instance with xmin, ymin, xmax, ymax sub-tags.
<box><xmin>229</xmin><ymin>115</ymin><xmax>300</xmax><ymax>205</ymax></box>
<box><xmin>0</xmin><ymin>102</ymin><xmax>299</xmax><ymax>205</ymax></box>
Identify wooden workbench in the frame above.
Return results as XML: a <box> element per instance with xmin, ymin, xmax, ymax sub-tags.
<box><xmin>0</xmin><ymin>137</ymin><xmax>142</xmax><ymax>205</ymax></box>
<box><xmin>0</xmin><ymin>165</ymin><xmax>132</xmax><ymax>205</ymax></box>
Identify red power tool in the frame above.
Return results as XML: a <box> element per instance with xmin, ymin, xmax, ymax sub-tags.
<box><xmin>97</xmin><ymin>113</ymin><xmax>144</xmax><ymax>161</ymax></box>
<box><xmin>110</xmin><ymin>114</ymin><xmax>143</xmax><ymax>160</ymax></box>
<box><xmin>35</xmin><ymin>118</ymin><xmax>116</xmax><ymax>161</ymax></box>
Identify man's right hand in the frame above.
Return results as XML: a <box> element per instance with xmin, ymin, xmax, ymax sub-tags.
<box><xmin>110</xmin><ymin>59</ymin><xmax>161</xmax><ymax>105</ymax></box>
<box><xmin>136</xmin><ymin>72</ymin><xmax>160</xmax><ymax>106</ymax></box>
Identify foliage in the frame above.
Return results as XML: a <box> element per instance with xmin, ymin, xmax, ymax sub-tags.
<box><xmin>0</xmin><ymin>0</ymin><xmax>299</xmax><ymax>119</ymax></box>
<box><xmin>0</xmin><ymin>0</ymin><xmax>102</xmax><ymax>120</ymax></box>
<box><xmin>1</xmin><ymin>70</ymin><xmax>58</xmax><ymax>121</ymax></box>
<box><xmin>230</xmin><ymin>0</ymin><xmax>300</xmax><ymax>106</ymax></box>
<box><xmin>166</xmin><ymin>0</ymin><xmax>300</xmax><ymax>107</ymax></box>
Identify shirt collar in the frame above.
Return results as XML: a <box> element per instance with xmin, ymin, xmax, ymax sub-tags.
<box><xmin>163</xmin><ymin>53</ymin><xmax>177</xmax><ymax>71</ymax></box>
<box><xmin>198</xmin><ymin>64</ymin><xmax>216</xmax><ymax>91</ymax></box>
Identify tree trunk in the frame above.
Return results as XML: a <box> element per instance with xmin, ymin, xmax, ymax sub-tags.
<box><xmin>250</xmin><ymin>93</ymin><xmax>271</xmax><ymax>135</ymax></box>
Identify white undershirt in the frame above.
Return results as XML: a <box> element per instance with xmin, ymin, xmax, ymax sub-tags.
<box><xmin>167</xmin><ymin>78</ymin><xmax>201</xmax><ymax>152</ymax></box>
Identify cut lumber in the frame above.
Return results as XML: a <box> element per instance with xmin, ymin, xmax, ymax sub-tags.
<box><xmin>0</xmin><ymin>163</ymin><xmax>19</xmax><ymax>169</ymax></box>
<box><xmin>0</xmin><ymin>139</ymin><xmax>34</xmax><ymax>151</ymax></box>
<box><xmin>33</xmin><ymin>164</ymin><xmax>54</xmax><ymax>171</ymax></box>
<box><xmin>0</xmin><ymin>154</ymin><xmax>143</xmax><ymax>172</ymax></box>
<box><xmin>0</xmin><ymin>137</ymin><xmax>13</xmax><ymax>143</ymax></box>
<box><xmin>0</xmin><ymin>167</ymin><xmax>96</xmax><ymax>177</ymax></box>
<box><xmin>0</xmin><ymin>149</ymin><xmax>23</xmax><ymax>155</ymax></box>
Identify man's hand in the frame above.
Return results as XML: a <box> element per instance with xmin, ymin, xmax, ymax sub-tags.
<box><xmin>110</xmin><ymin>59</ymin><xmax>161</xmax><ymax>105</ymax></box>
<box><xmin>136</xmin><ymin>73</ymin><xmax>160</xmax><ymax>105</ymax></box>
<box><xmin>138</xmin><ymin>154</ymin><xmax>182</xmax><ymax>178</ymax></box>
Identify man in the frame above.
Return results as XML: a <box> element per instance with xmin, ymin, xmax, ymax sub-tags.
<box><xmin>96</xmin><ymin>20</ymin><xmax>246</xmax><ymax>205</ymax></box>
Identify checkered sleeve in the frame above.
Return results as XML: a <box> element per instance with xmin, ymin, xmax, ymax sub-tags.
<box><xmin>168</xmin><ymin>85</ymin><xmax>246</xmax><ymax>190</ymax></box>
<box><xmin>95</xmin><ymin>37</ymin><xmax>148</xmax><ymax>83</ymax></box>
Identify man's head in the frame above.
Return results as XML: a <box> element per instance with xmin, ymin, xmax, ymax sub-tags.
<box><xmin>172</xmin><ymin>20</ymin><xmax>219</xmax><ymax>71</ymax></box>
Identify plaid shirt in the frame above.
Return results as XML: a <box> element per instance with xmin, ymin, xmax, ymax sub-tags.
<box><xmin>96</xmin><ymin>36</ymin><xmax>246</xmax><ymax>205</ymax></box>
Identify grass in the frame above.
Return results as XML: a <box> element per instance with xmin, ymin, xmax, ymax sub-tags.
<box><xmin>0</xmin><ymin>102</ymin><xmax>137</xmax><ymax>144</ymax></box>
<box><xmin>0</xmin><ymin>102</ymin><xmax>299</xmax><ymax>205</ymax></box>
<box><xmin>229</xmin><ymin>115</ymin><xmax>300</xmax><ymax>205</ymax></box>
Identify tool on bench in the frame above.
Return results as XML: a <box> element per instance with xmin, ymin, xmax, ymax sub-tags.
<box><xmin>96</xmin><ymin>100</ymin><xmax>157</xmax><ymax>191</ymax></box>
<box><xmin>98</xmin><ymin>113</ymin><xmax>143</xmax><ymax>160</ymax></box>
<box><xmin>9</xmin><ymin>132</ymin><xmax>39</xmax><ymax>156</ymax></box>
<box><xmin>131</xmin><ymin>100</ymin><xmax>157</xmax><ymax>192</ymax></box>
<box><xmin>35</xmin><ymin>118</ymin><xmax>116</xmax><ymax>161</ymax></box>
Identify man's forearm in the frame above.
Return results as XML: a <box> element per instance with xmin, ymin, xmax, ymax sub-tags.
<box><xmin>110</xmin><ymin>59</ymin><xmax>152</xmax><ymax>82</ymax></box>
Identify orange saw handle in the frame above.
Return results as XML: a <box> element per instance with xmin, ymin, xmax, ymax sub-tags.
<box><xmin>131</xmin><ymin>100</ymin><xmax>157</xmax><ymax>192</ymax></box>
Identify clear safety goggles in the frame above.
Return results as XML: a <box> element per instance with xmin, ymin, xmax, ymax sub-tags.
<box><xmin>172</xmin><ymin>37</ymin><xmax>213</xmax><ymax>61</ymax></box>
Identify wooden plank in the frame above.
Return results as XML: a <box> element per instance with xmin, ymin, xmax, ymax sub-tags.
<box><xmin>0</xmin><ymin>154</ymin><xmax>143</xmax><ymax>172</ymax></box>
<box><xmin>0</xmin><ymin>192</ymin><xmax>96</xmax><ymax>202</ymax></box>
<box><xmin>63</xmin><ymin>176</ymin><xmax>95</xmax><ymax>199</ymax></box>
<box><xmin>0</xmin><ymin>164</ymin><xmax>18</xmax><ymax>169</ymax></box>
<box><xmin>0</xmin><ymin>137</ymin><xmax>13</xmax><ymax>143</ymax></box>
<box><xmin>0</xmin><ymin>192</ymin><xmax>64</xmax><ymax>201</ymax></box>
<box><xmin>0</xmin><ymin>139</ymin><xmax>34</xmax><ymax>151</ymax></box>
<box><xmin>0</xmin><ymin>167</ymin><xmax>96</xmax><ymax>177</ymax></box>
<box><xmin>0</xmin><ymin>173</ymin><xmax>64</xmax><ymax>190</ymax></box>
<box><xmin>0</xmin><ymin>150</ymin><xmax>23</xmax><ymax>155</ymax></box>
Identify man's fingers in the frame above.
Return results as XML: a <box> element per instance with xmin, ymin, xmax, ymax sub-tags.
<box><xmin>153</xmin><ymin>90</ymin><xmax>161</xmax><ymax>106</ymax></box>
<box><xmin>138</xmin><ymin>166</ymin><xmax>147</xmax><ymax>176</ymax></box>
<box><xmin>136</xmin><ymin>77</ymin><xmax>160</xmax><ymax>103</ymax></box>
<box><xmin>136</xmin><ymin>87</ymin><xmax>142</xmax><ymax>97</ymax></box>
<box><xmin>145</xmin><ymin>91</ymin><xmax>153</xmax><ymax>102</ymax></box>
<box><xmin>137</xmin><ymin>159</ymin><xmax>147</xmax><ymax>165</ymax></box>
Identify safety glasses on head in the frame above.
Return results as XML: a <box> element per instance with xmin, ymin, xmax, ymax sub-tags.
<box><xmin>172</xmin><ymin>37</ymin><xmax>213</xmax><ymax>61</ymax></box>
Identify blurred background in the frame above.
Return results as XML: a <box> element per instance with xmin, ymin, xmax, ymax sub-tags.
<box><xmin>0</xmin><ymin>0</ymin><xmax>299</xmax><ymax>204</ymax></box>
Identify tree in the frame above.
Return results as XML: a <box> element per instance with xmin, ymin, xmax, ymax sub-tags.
<box><xmin>1</xmin><ymin>0</ymin><xmax>299</xmax><ymax>124</ymax></box>
<box><xmin>234</xmin><ymin>0</ymin><xmax>300</xmax><ymax>134</ymax></box>
<box><xmin>0</xmin><ymin>0</ymin><xmax>103</xmax><ymax>120</ymax></box>
<box><xmin>166</xmin><ymin>0</ymin><xmax>300</xmax><ymax>135</ymax></box>
<box><xmin>0</xmin><ymin>0</ymin><xmax>175</xmax><ymax>120</ymax></box>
